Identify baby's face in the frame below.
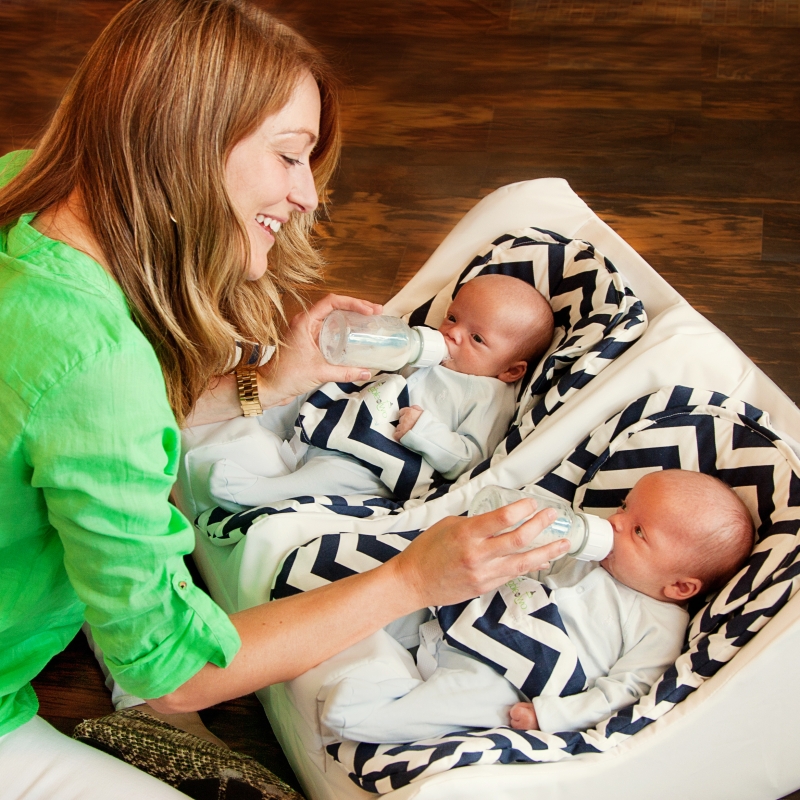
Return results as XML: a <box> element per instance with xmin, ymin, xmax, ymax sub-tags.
<box><xmin>438</xmin><ymin>281</ymin><xmax>522</xmax><ymax>380</ymax></box>
<box><xmin>600</xmin><ymin>474</ymin><xmax>693</xmax><ymax>601</ymax></box>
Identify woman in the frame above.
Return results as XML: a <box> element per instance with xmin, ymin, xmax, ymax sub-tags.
<box><xmin>0</xmin><ymin>1</ymin><xmax>568</xmax><ymax>797</ymax></box>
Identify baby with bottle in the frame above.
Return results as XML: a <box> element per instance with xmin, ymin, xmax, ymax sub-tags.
<box><xmin>317</xmin><ymin>469</ymin><xmax>754</xmax><ymax>742</ymax></box>
<box><xmin>209</xmin><ymin>274</ymin><xmax>555</xmax><ymax>510</ymax></box>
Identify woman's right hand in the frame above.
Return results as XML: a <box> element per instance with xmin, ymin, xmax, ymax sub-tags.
<box><xmin>151</xmin><ymin>498</ymin><xmax>570</xmax><ymax>713</ymax></box>
<box><xmin>258</xmin><ymin>293</ymin><xmax>383</xmax><ymax>407</ymax></box>
<box><xmin>391</xmin><ymin>499</ymin><xmax>571</xmax><ymax>609</ymax></box>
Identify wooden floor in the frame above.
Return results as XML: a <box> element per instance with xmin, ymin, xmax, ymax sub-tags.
<box><xmin>1</xmin><ymin>0</ymin><xmax>798</xmax><ymax>797</ymax></box>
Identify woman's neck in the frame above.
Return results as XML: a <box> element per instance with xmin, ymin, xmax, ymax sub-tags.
<box><xmin>31</xmin><ymin>189</ymin><xmax>108</xmax><ymax>269</ymax></box>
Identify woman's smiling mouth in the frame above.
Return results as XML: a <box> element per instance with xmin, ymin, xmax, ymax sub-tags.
<box><xmin>255</xmin><ymin>214</ymin><xmax>282</xmax><ymax>236</ymax></box>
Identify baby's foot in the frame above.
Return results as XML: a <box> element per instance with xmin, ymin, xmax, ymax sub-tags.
<box><xmin>509</xmin><ymin>702</ymin><xmax>538</xmax><ymax>730</ymax></box>
<box><xmin>208</xmin><ymin>458</ymin><xmax>259</xmax><ymax>512</ymax></box>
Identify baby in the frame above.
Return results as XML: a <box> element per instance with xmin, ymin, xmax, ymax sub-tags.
<box><xmin>210</xmin><ymin>274</ymin><xmax>555</xmax><ymax>510</ymax></box>
<box><xmin>317</xmin><ymin>470</ymin><xmax>755</xmax><ymax>743</ymax></box>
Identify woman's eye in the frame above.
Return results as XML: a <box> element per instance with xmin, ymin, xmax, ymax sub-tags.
<box><xmin>281</xmin><ymin>155</ymin><xmax>304</xmax><ymax>167</ymax></box>
<box><xmin>634</xmin><ymin>526</ymin><xmax>644</xmax><ymax>539</ymax></box>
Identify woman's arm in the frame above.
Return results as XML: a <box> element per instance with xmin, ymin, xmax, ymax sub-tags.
<box><xmin>149</xmin><ymin>500</ymin><xmax>568</xmax><ymax>713</ymax></box>
<box><xmin>185</xmin><ymin>293</ymin><xmax>382</xmax><ymax>427</ymax></box>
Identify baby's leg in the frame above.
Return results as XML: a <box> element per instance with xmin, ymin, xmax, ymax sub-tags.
<box><xmin>320</xmin><ymin>646</ymin><xmax>522</xmax><ymax>743</ymax></box>
<box><xmin>209</xmin><ymin>452</ymin><xmax>391</xmax><ymax>511</ymax></box>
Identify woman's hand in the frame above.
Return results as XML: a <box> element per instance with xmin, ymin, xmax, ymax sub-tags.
<box><xmin>149</xmin><ymin>498</ymin><xmax>569</xmax><ymax>712</ymax></box>
<box><xmin>391</xmin><ymin>499</ymin><xmax>570</xmax><ymax>610</ymax></box>
<box><xmin>184</xmin><ymin>293</ymin><xmax>381</xmax><ymax>427</ymax></box>
<box><xmin>258</xmin><ymin>293</ymin><xmax>383</xmax><ymax>407</ymax></box>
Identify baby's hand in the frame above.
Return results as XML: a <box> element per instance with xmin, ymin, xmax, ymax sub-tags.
<box><xmin>509</xmin><ymin>702</ymin><xmax>539</xmax><ymax>730</ymax></box>
<box><xmin>394</xmin><ymin>405</ymin><xmax>424</xmax><ymax>440</ymax></box>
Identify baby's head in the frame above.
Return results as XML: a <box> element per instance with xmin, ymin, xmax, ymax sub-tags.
<box><xmin>600</xmin><ymin>470</ymin><xmax>754</xmax><ymax>604</ymax></box>
<box><xmin>438</xmin><ymin>274</ymin><xmax>554</xmax><ymax>383</ymax></box>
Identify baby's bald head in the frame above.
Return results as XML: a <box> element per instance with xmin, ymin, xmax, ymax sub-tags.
<box><xmin>661</xmin><ymin>470</ymin><xmax>755</xmax><ymax>594</ymax></box>
<box><xmin>602</xmin><ymin>469</ymin><xmax>755</xmax><ymax>603</ymax></box>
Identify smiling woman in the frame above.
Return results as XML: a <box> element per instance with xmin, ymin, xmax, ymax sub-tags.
<box><xmin>225</xmin><ymin>71</ymin><xmax>322</xmax><ymax>282</ymax></box>
<box><xmin>1</xmin><ymin>0</ymin><xmax>344</xmax><ymax>425</ymax></box>
<box><xmin>0</xmin><ymin>1</ymin><xmax>572</xmax><ymax>797</ymax></box>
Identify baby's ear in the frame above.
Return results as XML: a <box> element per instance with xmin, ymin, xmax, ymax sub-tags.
<box><xmin>663</xmin><ymin>577</ymin><xmax>703</xmax><ymax>602</ymax></box>
<box><xmin>497</xmin><ymin>361</ymin><xmax>528</xmax><ymax>383</ymax></box>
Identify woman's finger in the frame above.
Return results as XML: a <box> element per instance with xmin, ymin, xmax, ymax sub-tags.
<box><xmin>304</xmin><ymin>364</ymin><xmax>372</xmax><ymax>384</ymax></box>
<box><xmin>466</xmin><ymin>498</ymin><xmax>548</xmax><ymax>544</ymax></box>
<box><xmin>303</xmin><ymin>293</ymin><xmax>383</xmax><ymax>324</ymax></box>
<box><xmin>484</xmin><ymin>504</ymin><xmax>557</xmax><ymax>553</ymax></box>
<box><xmin>499</xmin><ymin>537</ymin><xmax>571</xmax><ymax>579</ymax></box>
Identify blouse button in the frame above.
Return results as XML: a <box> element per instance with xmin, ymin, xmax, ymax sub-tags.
<box><xmin>178</xmin><ymin>581</ymin><xmax>187</xmax><ymax>590</ymax></box>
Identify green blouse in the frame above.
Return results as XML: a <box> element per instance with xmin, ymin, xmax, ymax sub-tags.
<box><xmin>0</xmin><ymin>151</ymin><xmax>240</xmax><ymax>736</ymax></box>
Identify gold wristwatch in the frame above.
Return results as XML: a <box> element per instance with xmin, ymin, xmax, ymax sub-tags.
<box><xmin>235</xmin><ymin>366</ymin><xmax>263</xmax><ymax>417</ymax></box>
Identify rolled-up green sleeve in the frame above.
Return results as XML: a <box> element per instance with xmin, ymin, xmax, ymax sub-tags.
<box><xmin>24</xmin><ymin>339</ymin><xmax>240</xmax><ymax>700</ymax></box>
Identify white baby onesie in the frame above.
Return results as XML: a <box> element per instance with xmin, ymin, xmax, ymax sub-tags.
<box><xmin>209</xmin><ymin>366</ymin><xmax>516</xmax><ymax>510</ymax></box>
<box><xmin>319</xmin><ymin>558</ymin><xmax>688</xmax><ymax>743</ymax></box>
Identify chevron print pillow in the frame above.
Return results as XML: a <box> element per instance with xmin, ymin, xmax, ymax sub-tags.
<box><xmin>407</xmin><ymin>227</ymin><xmax>646</xmax><ymax>504</ymax></box>
<box><xmin>323</xmin><ymin>386</ymin><xmax>800</xmax><ymax>793</ymax></box>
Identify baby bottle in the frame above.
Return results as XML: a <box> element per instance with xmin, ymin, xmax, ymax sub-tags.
<box><xmin>469</xmin><ymin>485</ymin><xmax>614</xmax><ymax>561</ymax></box>
<box><xmin>319</xmin><ymin>310</ymin><xmax>449</xmax><ymax>371</ymax></box>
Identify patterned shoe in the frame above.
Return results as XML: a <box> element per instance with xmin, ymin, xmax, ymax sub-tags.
<box><xmin>73</xmin><ymin>708</ymin><xmax>304</xmax><ymax>800</ymax></box>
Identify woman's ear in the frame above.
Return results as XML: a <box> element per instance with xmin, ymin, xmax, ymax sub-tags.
<box><xmin>663</xmin><ymin>577</ymin><xmax>703</xmax><ymax>602</ymax></box>
<box><xmin>496</xmin><ymin>360</ymin><xmax>528</xmax><ymax>383</ymax></box>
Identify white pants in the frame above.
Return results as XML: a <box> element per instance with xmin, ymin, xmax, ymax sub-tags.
<box><xmin>317</xmin><ymin>624</ymin><xmax>522</xmax><ymax>744</ymax></box>
<box><xmin>0</xmin><ymin>716</ymin><xmax>187</xmax><ymax>799</ymax></box>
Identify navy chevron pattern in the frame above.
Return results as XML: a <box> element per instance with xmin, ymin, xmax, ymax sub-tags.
<box><xmin>428</xmin><ymin>228</ymin><xmax>647</xmax><ymax>497</ymax></box>
<box><xmin>295</xmin><ymin>374</ymin><xmax>435</xmax><ymax>502</ymax></box>
<box><xmin>196</xmin><ymin>228</ymin><xmax>645</xmax><ymax>534</ymax></box>
<box><xmin>318</xmin><ymin>386</ymin><xmax>800</xmax><ymax>792</ymax></box>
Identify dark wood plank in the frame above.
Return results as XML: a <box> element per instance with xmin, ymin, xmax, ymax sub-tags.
<box><xmin>713</xmin><ymin>29</ymin><xmax>800</xmax><ymax>81</ymax></box>
<box><xmin>703</xmin><ymin>80</ymin><xmax>800</xmax><ymax>120</ymax></box>
<box><xmin>582</xmin><ymin>197</ymin><xmax>763</xmax><ymax>258</ymax></box>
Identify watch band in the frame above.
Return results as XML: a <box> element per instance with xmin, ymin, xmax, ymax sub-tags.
<box><xmin>235</xmin><ymin>366</ymin><xmax>263</xmax><ymax>417</ymax></box>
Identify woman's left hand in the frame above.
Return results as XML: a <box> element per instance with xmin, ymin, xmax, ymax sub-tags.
<box><xmin>185</xmin><ymin>293</ymin><xmax>381</xmax><ymax>428</ymax></box>
<box><xmin>258</xmin><ymin>293</ymin><xmax>383</xmax><ymax>407</ymax></box>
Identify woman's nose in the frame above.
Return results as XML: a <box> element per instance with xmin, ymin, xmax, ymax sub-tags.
<box><xmin>289</xmin><ymin>164</ymin><xmax>319</xmax><ymax>214</ymax></box>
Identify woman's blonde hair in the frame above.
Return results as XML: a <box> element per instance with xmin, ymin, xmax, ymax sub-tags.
<box><xmin>0</xmin><ymin>0</ymin><xmax>340</xmax><ymax>424</ymax></box>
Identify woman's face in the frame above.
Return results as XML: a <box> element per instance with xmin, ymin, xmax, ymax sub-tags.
<box><xmin>225</xmin><ymin>71</ymin><xmax>321</xmax><ymax>281</ymax></box>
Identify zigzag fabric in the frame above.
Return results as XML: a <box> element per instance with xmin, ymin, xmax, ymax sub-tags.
<box><xmin>295</xmin><ymin>374</ymin><xmax>436</xmax><ymax>502</ymax></box>
<box><xmin>436</xmin><ymin>578</ymin><xmax>587</xmax><ymax>700</ymax></box>
<box><xmin>196</xmin><ymin>227</ymin><xmax>647</xmax><ymax>535</ymax></box>
<box><xmin>409</xmin><ymin>226</ymin><xmax>647</xmax><ymax>503</ymax></box>
<box><xmin>268</xmin><ymin>385</ymin><xmax>800</xmax><ymax>793</ymax></box>
<box><xmin>201</xmin><ymin>494</ymin><xmax>401</xmax><ymax>548</ymax></box>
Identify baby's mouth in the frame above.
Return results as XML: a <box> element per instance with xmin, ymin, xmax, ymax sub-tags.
<box><xmin>255</xmin><ymin>214</ymin><xmax>281</xmax><ymax>235</ymax></box>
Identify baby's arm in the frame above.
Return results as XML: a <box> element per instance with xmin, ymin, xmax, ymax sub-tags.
<box><xmin>509</xmin><ymin>702</ymin><xmax>539</xmax><ymax>730</ymax></box>
<box><xmin>398</xmin><ymin>409</ymin><xmax>486</xmax><ymax>479</ymax></box>
<box><xmin>531</xmin><ymin>598</ymin><xmax>688</xmax><ymax>733</ymax></box>
<box><xmin>394</xmin><ymin>405</ymin><xmax>424</xmax><ymax>440</ymax></box>
<box><xmin>397</xmin><ymin>379</ymin><xmax>513</xmax><ymax>479</ymax></box>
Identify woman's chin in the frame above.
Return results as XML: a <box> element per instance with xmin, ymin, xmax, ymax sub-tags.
<box><xmin>247</xmin><ymin>260</ymin><xmax>268</xmax><ymax>281</ymax></box>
